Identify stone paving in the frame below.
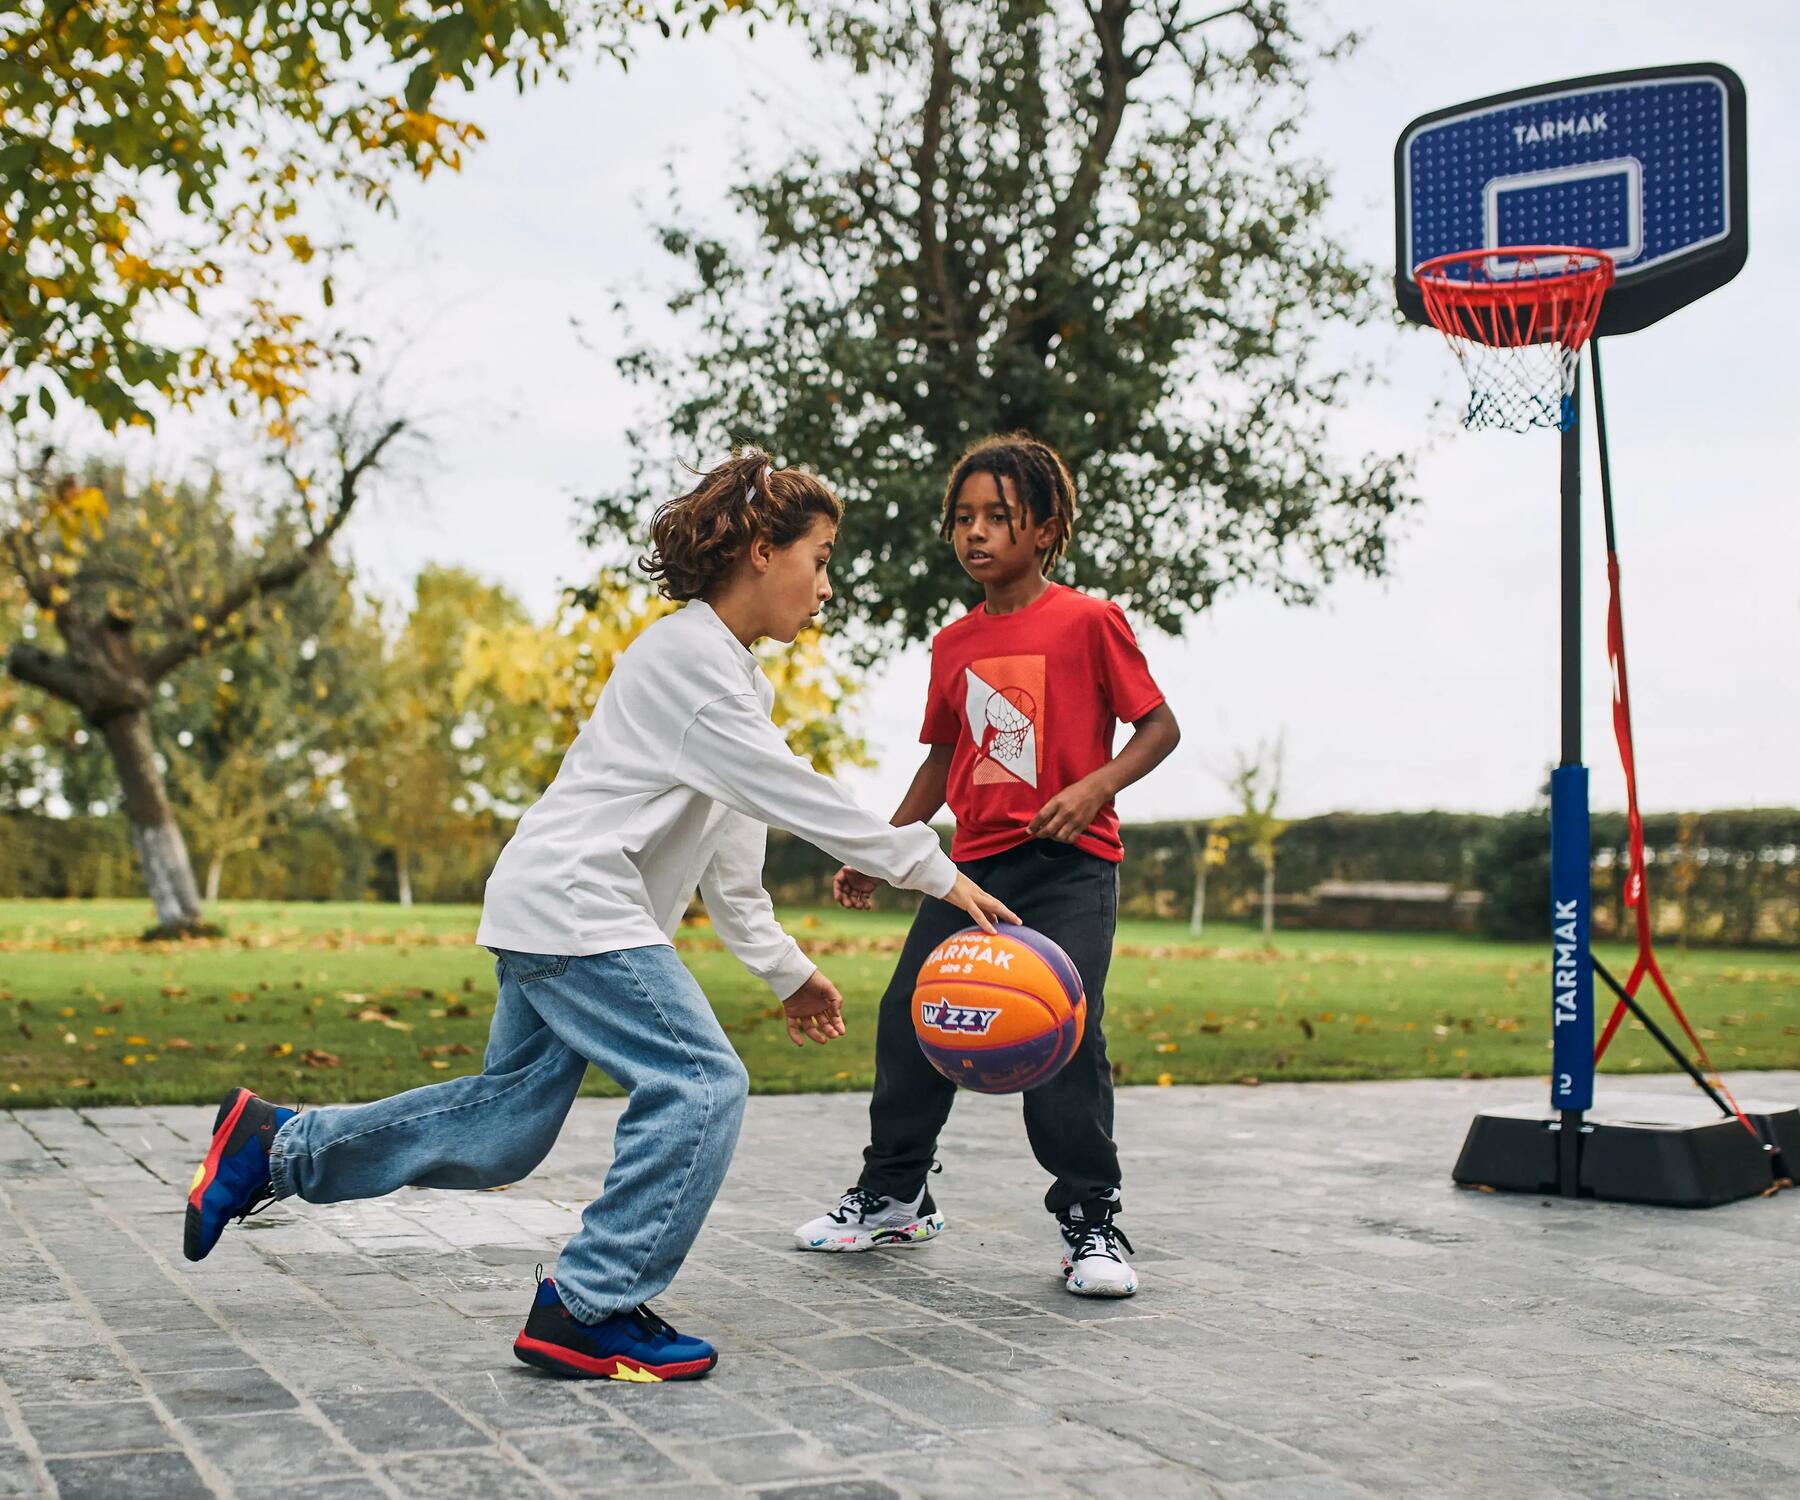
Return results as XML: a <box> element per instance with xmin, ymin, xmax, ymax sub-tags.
<box><xmin>4</xmin><ymin>1074</ymin><xmax>1800</xmax><ymax>1500</ymax></box>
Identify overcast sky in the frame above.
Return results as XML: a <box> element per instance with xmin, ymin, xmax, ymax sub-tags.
<box><xmin>159</xmin><ymin>2</ymin><xmax>1800</xmax><ymax>823</ymax></box>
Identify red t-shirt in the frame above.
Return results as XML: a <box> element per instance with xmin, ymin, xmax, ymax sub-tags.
<box><xmin>921</xmin><ymin>583</ymin><xmax>1165</xmax><ymax>864</ymax></box>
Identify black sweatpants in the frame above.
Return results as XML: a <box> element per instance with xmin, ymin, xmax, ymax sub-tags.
<box><xmin>858</xmin><ymin>838</ymin><xmax>1121</xmax><ymax>1216</ymax></box>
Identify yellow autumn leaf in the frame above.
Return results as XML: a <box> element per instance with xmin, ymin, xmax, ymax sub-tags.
<box><xmin>125</xmin><ymin>1034</ymin><xmax>149</xmax><ymax>1045</ymax></box>
<box><xmin>1156</xmin><ymin>1072</ymin><xmax>1174</xmax><ymax>1087</ymax></box>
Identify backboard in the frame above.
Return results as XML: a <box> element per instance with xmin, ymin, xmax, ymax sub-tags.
<box><xmin>1395</xmin><ymin>63</ymin><xmax>1747</xmax><ymax>338</ymax></box>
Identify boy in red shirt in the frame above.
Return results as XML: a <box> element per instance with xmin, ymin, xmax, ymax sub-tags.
<box><xmin>795</xmin><ymin>434</ymin><xmax>1180</xmax><ymax>1295</ymax></box>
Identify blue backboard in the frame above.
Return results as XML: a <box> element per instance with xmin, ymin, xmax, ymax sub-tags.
<box><xmin>1396</xmin><ymin>64</ymin><xmax>1747</xmax><ymax>338</ymax></box>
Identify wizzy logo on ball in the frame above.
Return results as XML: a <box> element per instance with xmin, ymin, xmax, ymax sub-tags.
<box><xmin>919</xmin><ymin>1000</ymin><xmax>1001</xmax><ymax>1035</ymax></box>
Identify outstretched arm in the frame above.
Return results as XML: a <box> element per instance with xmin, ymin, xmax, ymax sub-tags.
<box><xmin>834</xmin><ymin>744</ymin><xmax>954</xmax><ymax>910</ymax></box>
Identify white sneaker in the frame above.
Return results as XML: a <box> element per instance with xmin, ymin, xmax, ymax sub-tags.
<box><xmin>1057</xmin><ymin>1193</ymin><xmax>1138</xmax><ymax>1297</ymax></box>
<box><xmin>794</xmin><ymin>1185</ymin><xmax>944</xmax><ymax>1252</ymax></box>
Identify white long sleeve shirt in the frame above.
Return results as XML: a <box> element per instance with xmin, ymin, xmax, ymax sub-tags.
<box><xmin>476</xmin><ymin>600</ymin><xmax>957</xmax><ymax>997</ymax></box>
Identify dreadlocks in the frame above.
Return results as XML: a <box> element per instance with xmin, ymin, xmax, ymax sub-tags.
<box><xmin>937</xmin><ymin>434</ymin><xmax>1077</xmax><ymax>569</ymax></box>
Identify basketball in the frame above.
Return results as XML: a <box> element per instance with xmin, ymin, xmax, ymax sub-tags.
<box><xmin>911</xmin><ymin>923</ymin><xmax>1086</xmax><ymax>1095</ymax></box>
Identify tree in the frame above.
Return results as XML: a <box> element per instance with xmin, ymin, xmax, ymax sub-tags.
<box><xmin>1</xmin><ymin>0</ymin><xmax>783</xmax><ymax>428</ymax></box>
<box><xmin>160</xmin><ymin>556</ymin><xmax>373</xmax><ymax>901</ymax></box>
<box><xmin>344</xmin><ymin>566</ymin><xmax>523</xmax><ymax>908</ymax></box>
<box><xmin>1</xmin><ymin>413</ymin><xmax>407</xmax><ymax>932</ymax></box>
<box><xmin>1182</xmin><ymin>821</ymin><xmax>1229</xmax><ymax>936</ymax></box>
<box><xmin>587</xmin><ymin>0</ymin><xmax>1414</xmax><ymax>658</ymax></box>
<box><xmin>1219</xmin><ymin>736</ymin><xmax>1288</xmax><ymax>943</ymax></box>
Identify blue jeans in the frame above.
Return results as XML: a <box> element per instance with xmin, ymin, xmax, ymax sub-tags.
<box><xmin>268</xmin><ymin>944</ymin><xmax>749</xmax><ymax>1324</ymax></box>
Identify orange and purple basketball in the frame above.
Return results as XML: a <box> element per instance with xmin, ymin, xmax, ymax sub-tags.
<box><xmin>911</xmin><ymin>923</ymin><xmax>1086</xmax><ymax>1095</ymax></box>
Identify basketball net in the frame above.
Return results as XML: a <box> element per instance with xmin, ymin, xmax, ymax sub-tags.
<box><xmin>986</xmin><ymin>698</ymin><xmax>1029</xmax><ymax>767</ymax></box>
<box><xmin>984</xmin><ymin>691</ymin><xmax>1032</xmax><ymax>766</ymax></box>
<box><xmin>1415</xmin><ymin>246</ymin><xmax>1613</xmax><ymax>432</ymax></box>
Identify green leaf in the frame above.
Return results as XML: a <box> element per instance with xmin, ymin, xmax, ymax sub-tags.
<box><xmin>403</xmin><ymin>62</ymin><xmax>437</xmax><ymax>113</ymax></box>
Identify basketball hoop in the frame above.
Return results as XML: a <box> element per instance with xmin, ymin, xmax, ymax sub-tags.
<box><xmin>1414</xmin><ymin>246</ymin><xmax>1613</xmax><ymax>433</ymax></box>
<box><xmin>983</xmin><ymin>688</ymin><xmax>1034</xmax><ymax>766</ymax></box>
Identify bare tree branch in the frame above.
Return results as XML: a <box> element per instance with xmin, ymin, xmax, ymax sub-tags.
<box><xmin>4</xmin><ymin>640</ymin><xmax>86</xmax><ymax>706</ymax></box>
<box><xmin>140</xmin><ymin>417</ymin><xmax>405</xmax><ymax>683</ymax></box>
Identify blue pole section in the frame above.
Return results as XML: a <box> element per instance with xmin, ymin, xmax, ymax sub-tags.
<box><xmin>1550</xmin><ymin>764</ymin><xmax>1594</xmax><ymax>1112</ymax></box>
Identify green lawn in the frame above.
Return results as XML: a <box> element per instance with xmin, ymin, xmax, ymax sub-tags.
<box><xmin>2</xmin><ymin>899</ymin><xmax>1797</xmax><ymax>1108</ymax></box>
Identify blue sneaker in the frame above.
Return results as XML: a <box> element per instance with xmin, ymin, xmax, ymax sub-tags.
<box><xmin>183</xmin><ymin>1087</ymin><xmax>295</xmax><ymax>1262</ymax></box>
<box><xmin>513</xmin><ymin>1275</ymin><xmax>717</xmax><ymax>1382</ymax></box>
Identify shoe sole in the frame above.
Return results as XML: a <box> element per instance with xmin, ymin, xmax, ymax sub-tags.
<box><xmin>183</xmin><ymin>1088</ymin><xmax>253</xmax><ymax>1263</ymax></box>
<box><xmin>512</xmin><ymin>1333</ymin><xmax>717</xmax><ymax>1382</ymax></box>
<box><xmin>795</xmin><ymin>1214</ymin><xmax>945</xmax><ymax>1252</ymax></box>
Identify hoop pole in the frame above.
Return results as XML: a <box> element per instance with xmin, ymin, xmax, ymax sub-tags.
<box><xmin>1551</xmin><ymin>366</ymin><xmax>1593</xmax><ymax>1195</ymax></box>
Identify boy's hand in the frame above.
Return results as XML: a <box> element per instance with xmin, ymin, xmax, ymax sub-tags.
<box><xmin>782</xmin><ymin>970</ymin><xmax>846</xmax><ymax>1047</ymax></box>
<box><xmin>1029</xmin><ymin>778</ymin><xmax>1108</xmax><ymax>844</ymax></box>
<box><xmin>946</xmin><ymin>874</ymin><xmax>1020</xmax><ymax>935</ymax></box>
<box><xmin>832</xmin><ymin>865</ymin><xmax>880</xmax><ymax>910</ymax></box>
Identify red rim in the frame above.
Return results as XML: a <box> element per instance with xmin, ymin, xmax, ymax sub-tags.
<box><xmin>1414</xmin><ymin>245</ymin><xmax>1613</xmax><ymax>350</ymax></box>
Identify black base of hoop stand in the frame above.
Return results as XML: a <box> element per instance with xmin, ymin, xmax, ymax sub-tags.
<box><xmin>1449</xmin><ymin>343</ymin><xmax>1796</xmax><ymax>1210</ymax></box>
<box><xmin>1454</xmin><ymin>1098</ymin><xmax>1797</xmax><ymax>1209</ymax></box>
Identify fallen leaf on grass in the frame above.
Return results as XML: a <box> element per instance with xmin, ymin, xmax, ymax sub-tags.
<box><xmin>302</xmin><ymin>1049</ymin><xmax>340</xmax><ymax>1069</ymax></box>
<box><xmin>267</xmin><ymin>1042</ymin><xmax>293</xmax><ymax>1057</ymax></box>
<box><xmin>66</xmin><ymin>1077</ymin><xmax>95</xmax><ymax>1088</ymax></box>
<box><xmin>1156</xmin><ymin>1072</ymin><xmax>1174</xmax><ymax>1087</ymax></box>
<box><xmin>164</xmin><ymin>1038</ymin><xmax>193</xmax><ymax>1051</ymax></box>
<box><xmin>160</xmin><ymin>985</ymin><xmax>189</xmax><ymax>998</ymax></box>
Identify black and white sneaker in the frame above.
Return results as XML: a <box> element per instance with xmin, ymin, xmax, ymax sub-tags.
<box><xmin>1057</xmin><ymin>1192</ymin><xmax>1138</xmax><ymax>1297</ymax></box>
<box><xmin>794</xmin><ymin>1185</ymin><xmax>944</xmax><ymax>1252</ymax></box>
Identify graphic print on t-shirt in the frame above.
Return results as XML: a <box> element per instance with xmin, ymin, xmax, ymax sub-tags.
<box><xmin>962</xmin><ymin>654</ymin><xmax>1044</xmax><ymax>788</ymax></box>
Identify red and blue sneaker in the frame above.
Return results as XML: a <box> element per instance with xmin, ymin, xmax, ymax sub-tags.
<box><xmin>513</xmin><ymin>1275</ymin><xmax>717</xmax><ymax>1382</ymax></box>
<box><xmin>183</xmin><ymin>1087</ymin><xmax>295</xmax><ymax>1262</ymax></box>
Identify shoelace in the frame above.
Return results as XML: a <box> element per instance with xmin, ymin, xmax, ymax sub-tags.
<box><xmin>829</xmin><ymin>1186</ymin><xmax>891</xmax><ymax>1224</ymax></box>
<box><xmin>1060</xmin><ymin>1211</ymin><xmax>1134</xmax><ymax>1264</ymax></box>
<box><xmin>234</xmin><ymin>1187</ymin><xmax>279</xmax><ymax>1225</ymax></box>
<box><xmin>629</xmin><ymin>1303</ymin><xmax>678</xmax><ymax>1342</ymax></box>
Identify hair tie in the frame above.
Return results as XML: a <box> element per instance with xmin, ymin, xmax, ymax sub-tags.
<box><xmin>744</xmin><ymin>463</ymin><xmax>775</xmax><ymax>506</ymax></box>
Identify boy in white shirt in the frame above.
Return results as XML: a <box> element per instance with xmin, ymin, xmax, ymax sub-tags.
<box><xmin>181</xmin><ymin>452</ymin><xmax>1015</xmax><ymax>1382</ymax></box>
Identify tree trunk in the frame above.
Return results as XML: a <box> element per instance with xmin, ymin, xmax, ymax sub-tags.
<box><xmin>396</xmin><ymin>839</ymin><xmax>413</xmax><ymax>908</ymax></box>
<box><xmin>1261</xmin><ymin>864</ymin><xmax>1275</xmax><ymax>944</ymax></box>
<box><xmin>1190</xmin><ymin>857</ymin><xmax>1207</xmax><ymax>936</ymax></box>
<box><xmin>205</xmin><ymin>851</ymin><xmax>225</xmax><ymax>904</ymax></box>
<box><xmin>97</xmin><ymin>708</ymin><xmax>205</xmax><ymax>933</ymax></box>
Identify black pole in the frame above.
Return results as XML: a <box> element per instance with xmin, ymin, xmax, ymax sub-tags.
<box><xmin>1560</xmin><ymin>370</ymin><xmax>1583</xmax><ymax>769</ymax></box>
<box><xmin>1558</xmin><ymin>369</ymin><xmax>1584</xmax><ymax>1196</ymax></box>
<box><xmin>1590</xmin><ymin>340</ymin><xmax>1618</xmax><ymax>554</ymax></box>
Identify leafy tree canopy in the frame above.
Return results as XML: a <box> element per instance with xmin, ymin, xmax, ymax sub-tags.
<box><xmin>1</xmin><ymin>0</ymin><xmax>778</xmax><ymax>427</ymax></box>
<box><xmin>587</xmin><ymin>0</ymin><xmax>1415</xmax><ymax>659</ymax></box>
